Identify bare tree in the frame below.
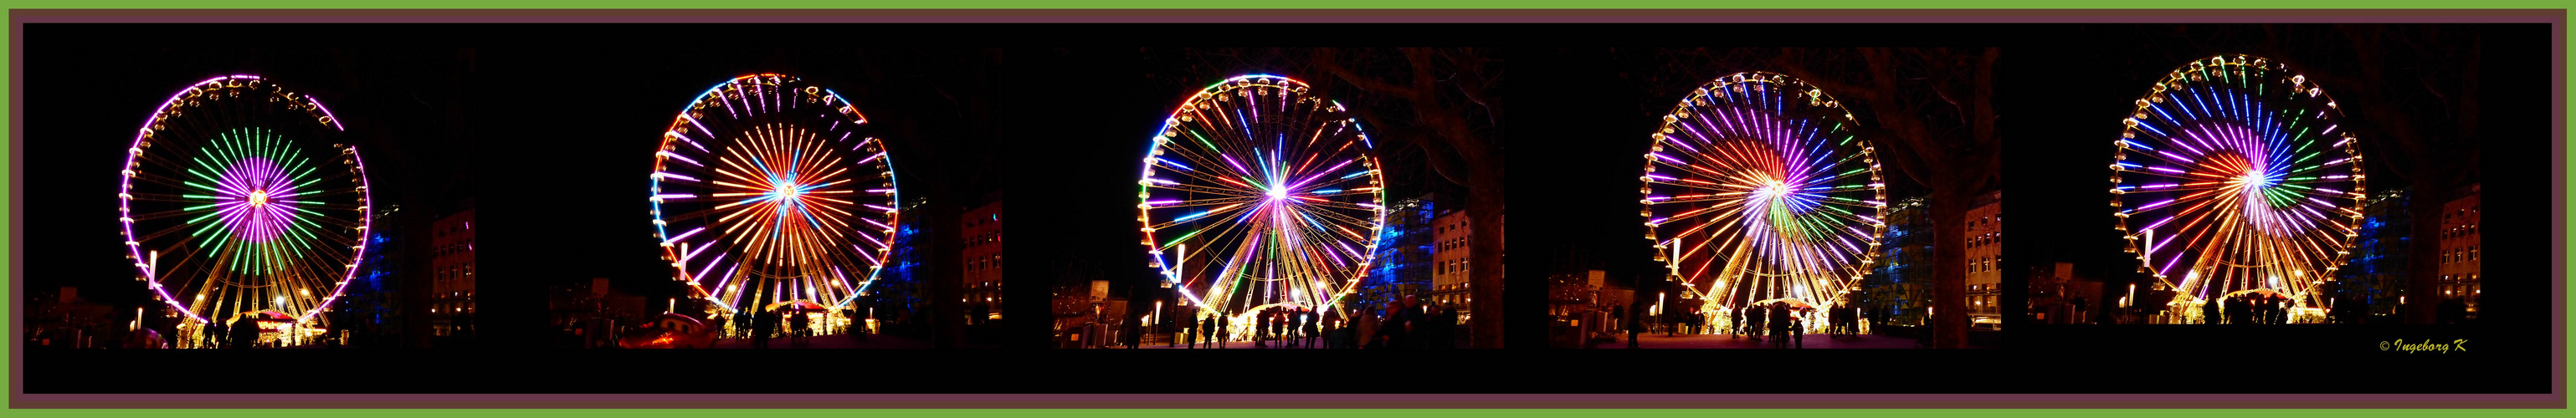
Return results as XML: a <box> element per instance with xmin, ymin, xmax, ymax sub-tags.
<box><xmin>2326</xmin><ymin>26</ymin><xmax>2485</xmax><ymax>324</ymax></box>
<box><xmin>1314</xmin><ymin>48</ymin><xmax>1508</xmax><ymax>349</ymax></box>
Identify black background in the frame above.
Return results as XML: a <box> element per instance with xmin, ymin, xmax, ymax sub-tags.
<box><xmin>18</xmin><ymin>23</ymin><xmax>2556</xmax><ymax>394</ymax></box>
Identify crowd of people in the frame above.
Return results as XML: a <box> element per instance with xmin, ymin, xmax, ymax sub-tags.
<box><xmin>2199</xmin><ymin>293</ymin><xmax>2301</xmax><ymax>325</ymax></box>
<box><xmin>1619</xmin><ymin>300</ymin><xmax>1867</xmax><ymax>349</ymax></box>
<box><xmin>1160</xmin><ymin>295</ymin><xmax>1465</xmax><ymax>349</ymax></box>
<box><xmin>731</xmin><ymin>309</ymin><xmax>826</xmax><ymax>349</ymax></box>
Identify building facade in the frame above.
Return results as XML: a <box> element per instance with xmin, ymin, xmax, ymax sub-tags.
<box><xmin>1429</xmin><ymin>208</ymin><xmax>1473</xmax><ymax>312</ymax></box>
<box><xmin>961</xmin><ymin>197</ymin><xmax>1003</xmax><ymax>325</ymax></box>
<box><xmin>429</xmin><ymin>206</ymin><xmax>475</xmax><ymax>338</ymax></box>
<box><xmin>2438</xmin><ymin>183</ymin><xmax>2481</xmax><ymax>319</ymax></box>
<box><xmin>2026</xmin><ymin>262</ymin><xmax>2101</xmax><ymax>324</ymax></box>
<box><xmin>1965</xmin><ymin>191</ymin><xmax>2001</xmax><ymax>329</ymax></box>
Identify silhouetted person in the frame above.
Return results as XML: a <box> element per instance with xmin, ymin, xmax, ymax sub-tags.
<box><xmin>1307</xmin><ymin>311</ymin><xmax>1324</xmax><ymax>349</ymax></box>
<box><xmin>207</xmin><ymin>322</ymin><xmax>227</xmax><ymax>349</ymax></box>
<box><xmin>1216</xmin><ymin>314</ymin><xmax>1230</xmax><ymax>349</ymax></box>
<box><xmin>735</xmin><ymin>312</ymin><xmax>753</xmax><ymax>339</ymax></box>
<box><xmin>1126</xmin><ymin>318</ymin><xmax>1142</xmax><ymax>349</ymax></box>
<box><xmin>1669</xmin><ymin>308</ymin><xmax>1690</xmax><ymax>338</ymax></box>
<box><xmin>1355</xmin><ymin>306</ymin><xmax>1379</xmax><ymax>349</ymax></box>
<box><xmin>228</xmin><ymin>317</ymin><xmax>258</xmax><ymax>349</ymax></box>
<box><xmin>1179</xmin><ymin>312</ymin><xmax>1197</xmax><ymax>349</ymax></box>
<box><xmin>788</xmin><ymin>312</ymin><xmax>810</xmax><ymax>345</ymax></box>
<box><xmin>2202</xmin><ymin>298</ymin><xmax>2221</xmax><ymax>325</ymax></box>
<box><xmin>1747</xmin><ymin>305</ymin><xmax>1762</xmax><ymax>339</ymax></box>
<box><xmin>752</xmin><ymin>310</ymin><xmax>777</xmax><ymax>349</ymax></box>
<box><xmin>2271</xmin><ymin>297</ymin><xmax>2289</xmax><ymax>324</ymax></box>
<box><xmin>1788</xmin><ymin>308</ymin><xmax>1805</xmax><ymax>349</ymax></box>
<box><xmin>1730</xmin><ymin>307</ymin><xmax>1747</xmax><ymax>339</ymax></box>
<box><xmin>1398</xmin><ymin>298</ymin><xmax>1426</xmax><ymax>349</ymax></box>
<box><xmin>1624</xmin><ymin>304</ymin><xmax>1645</xmax><ymax>349</ymax></box>
<box><xmin>1435</xmin><ymin>306</ymin><xmax>1457</xmax><ymax>349</ymax></box>
<box><xmin>1196</xmin><ymin>314</ymin><xmax>1213</xmax><ymax>349</ymax></box>
<box><xmin>1768</xmin><ymin>303</ymin><xmax>1792</xmax><ymax>349</ymax></box>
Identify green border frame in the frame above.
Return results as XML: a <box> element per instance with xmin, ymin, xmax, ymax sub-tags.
<box><xmin>1</xmin><ymin>3</ymin><xmax>2566</xmax><ymax>415</ymax></box>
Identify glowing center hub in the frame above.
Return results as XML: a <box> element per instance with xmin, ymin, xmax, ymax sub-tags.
<box><xmin>2240</xmin><ymin>171</ymin><xmax>2270</xmax><ymax>187</ymax></box>
<box><xmin>1268</xmin><ymin>187</ymin><xmax>1286</xmax><ymax>200</ymax></box>
<box><xmin>249</xmin><ymin>190</ymin><xmax>269</xmax><ymax>206</ymax></box>
<box><xmin>777</xmin><ymin>183</ymin><xmax>803</xmax><ymax>197</ymax></box>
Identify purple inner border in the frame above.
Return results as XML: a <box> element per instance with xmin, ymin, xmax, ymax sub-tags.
<box><xmin>8</xmin><ymin>8</ymin><xmax>2565</xmax><ymax>409</ymax></box>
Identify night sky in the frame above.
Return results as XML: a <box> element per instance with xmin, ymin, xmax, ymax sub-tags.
<box><xmin>1003</xmin><ymin>48</ymin><xmax>1167</xmax><ymax>297</ymax></box>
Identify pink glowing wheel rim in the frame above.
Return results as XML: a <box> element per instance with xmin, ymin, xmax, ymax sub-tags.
<box><xmin>649</xmin><ymin>74</ymin><xmax>900</xmax><ymax>316</ymax></box>
<box><xmin>2109</xmin><ymin>54</ymin><xmax>2363</xmax><ymax>314</ymax></box>
<box><xmin>1640</xmin><ymin>72</ymin><xmax>1885</xmax><ymax>315</ymax></box>
<box><xmin>1137</xmin><ymin>75</ymin><xmax>1386</xmax><ymax>320</ymax></box>
<box><xmin>117</xmin><ymin>75</ymin><xmax>370</xmax><ymax>339</ymax></box>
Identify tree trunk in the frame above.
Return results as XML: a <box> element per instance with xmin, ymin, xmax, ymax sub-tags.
<box><xmin>1467</xmin><ymin>166</ymin><xmax>1506</xmax><ymax>349</ymax></box>
<box><xmin>2404</xmin><ymin>175</ymin><xmax>2450</xmax><ymax>324</ymax></box>
<box><xmin>926</xmin><ymin>201</ymin><xmax>966</xmax><ymax>348</ymax></box>
<box><xmin>1928</xmin><ymin>186</ymin><xmax>1970</xmax><ymax>349</ymax></box>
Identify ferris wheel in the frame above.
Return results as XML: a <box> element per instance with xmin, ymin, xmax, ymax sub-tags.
<box><xmin>118</xmin><ymin>75</ymin><xmax>371</xmax><ymax>346</ymax></box>
<box><xmin>1137</xmin><ymin>74</ymin><xmax>1386</xmax><ymax>321</ymax></box>
<box><xmin>649</xmin><ymin>74</ymin><xmax>901</xmax><ymax>319</ymax></box>
<box><xmin>1640</xmin><ymin>72</ymin><xmax>1886</xmax><ymax>318</ymax></box>
<box><xmin>2110</xmin><ymin>54</ymin><xmax>2364</xmax><ymax>315</ymax></box>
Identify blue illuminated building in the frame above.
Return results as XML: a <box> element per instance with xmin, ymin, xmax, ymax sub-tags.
<box><xmin>336</xmin><ymin>207</ymin><xmax>407</xmax><ymax>347</ymax></box>
<box><xmin>1863</xmin><ymin>196</ymin><xmax>1933</xmax><ymax>327</ymax></box>
<box><xmin>1359</xmin><ymin>193</ymin><xmax>1436</xmax><ymax>310</ymax></box>
<box><xmin>860</xmin><ymin>196</ymin><xmax>931</xmax><ymax>329</ymax></box>
<box><xmin>2337</xmin><ymin>188</ymin><xmax>2410</xmax><ymax>321</ymax></box>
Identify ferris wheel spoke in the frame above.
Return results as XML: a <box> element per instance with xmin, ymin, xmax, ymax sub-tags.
<box><xmin>1147</xmin><ymin>202</ymin><xmax>1253</xmax><ymax>232</ymax></box>
<box><xmin>1146</xmin><ymin>169</ymin><xmax>1265</xmax><ymax>196</ymax></box>
<box><xmin>1293</xmin><ymin>205</ymin><xmax>1378</xmax><ymax>229</ymax></box>
<box><xmin>1148</xmin><ymin>181</ymin><xmax>1267</xmax><ymax>198</ymax></box>
<box><xmin>1154</xmin><ymin>203</ymin><xmax>1265</xmax><ymax>252</ymax></box>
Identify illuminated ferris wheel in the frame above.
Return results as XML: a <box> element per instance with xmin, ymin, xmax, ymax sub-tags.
<box><xmin>117</xmin><ymin>75</ymin><xmax>372</xmax><ymax>346</ymax></box>
<box><xmin>1137</xmin><ymin>74</ymin><xmax>1387</xmax><ymax>322</ymax></box>
<box><xmin>2110</xmin><ymin>54</ymin><xmax>2364</xmax><ymax>316</ymax></box>
<box><xmin>649</xmin><ymin>74</ymin><xmax>901</xmax><ymax>319</ymax></box>
<box><xmin>1640</xmin><ymin>72</ymin><xmax>1886</xmax><ymax>319</ymax></box>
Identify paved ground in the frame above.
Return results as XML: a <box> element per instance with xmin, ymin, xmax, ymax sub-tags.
<box><xmin>1602</xmin><ymin>332</ymin><xmax>1928</xmax><ymax>349</ymax></box>
<box><xmin>710</xmin><ymin>333</ymin><xmax>935</xmax><ymax>349</ymax></box>
<box><xmin>1132</xmin><ymin>336</ymin><xmax>1332</xmax><ymax>349</ymax></box>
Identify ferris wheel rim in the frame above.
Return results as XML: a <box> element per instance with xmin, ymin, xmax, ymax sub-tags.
<box><xmin>117</xmin><ymin>74</ymin><xmax>367</xmax><ymax>327</ymax></box>
<box><xmin>1135</xmin><ymin>74</ymin><xmax>1388</xmax><ymax>318</ymax></box>
<box><xmin>1640</xmin><ymin>71</ymin><xmax>1886</xmax><ymax>311</ymax></box>
<box><xmin>649</xmin><ymin>74</ymin><xmax>902</xmax><ymax>315</ymax></box>
<box><xmin>2106</xmin><ymin>54</ymin><xmax>2366</xmax><ymax>305</ymax></box>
